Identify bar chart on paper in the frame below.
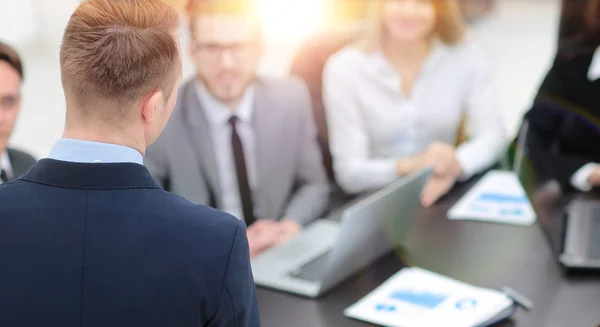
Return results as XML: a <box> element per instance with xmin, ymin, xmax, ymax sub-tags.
<box><xmin>388</xmin><ymin>290</ymin><xmax>447</xmax><ymax>309</ymax></box>
<box><xmin>345</xmin><ymin>268</ymin><xmax>514</xmax><ymax>327</ymax></box>
<box><xmin>448</xmin><ymin>170</ymin><xmax>536</xmax><ymax>226</ymax></box>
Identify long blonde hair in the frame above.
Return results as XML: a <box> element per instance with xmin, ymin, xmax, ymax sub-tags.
<box><xmin>357</xmin><ymin>0</ymin><xmax>468</xmax><ymax>51</ymax></box>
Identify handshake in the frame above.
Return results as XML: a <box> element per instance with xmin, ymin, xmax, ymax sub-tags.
<box><xmin>396</xmin><ymin>142</ymin><xmax>464</xmax><ymax>207</ymax></box>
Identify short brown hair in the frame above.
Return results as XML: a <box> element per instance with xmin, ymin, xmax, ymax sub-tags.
<box><xmin>359</xmin><ymin>0</ymin><xmax>468</xmax><ymax>51</ymax></box>
<box><xmin>60</xmin><ymin>0</ymin><xmax>181</xmax><ymax>111</ymax></box>
<box><xmin>0</xmin><ymin>41</ymin><xmax>24</xmax><ymax>80</ymax></box>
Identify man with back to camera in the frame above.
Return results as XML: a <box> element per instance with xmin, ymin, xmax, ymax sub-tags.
<box><xmin>145</xmin><ymin>0</ymin><xmax>330</xmax><ymax>257</ymax></box>
<box><xmin>0</xmin><ymin>0</ymin><xmax>259</xmax><ymax>326</ymax></box>
<box><xmin>0</xmin><ymin>41</ymin><xmax>36</xmax><ymax>183</ymax></box>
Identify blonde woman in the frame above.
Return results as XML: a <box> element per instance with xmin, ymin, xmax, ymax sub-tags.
<box><xmin>323</xmin><ymin>0</ymin><xmax>505</xmax><ymax>206</ymax></box>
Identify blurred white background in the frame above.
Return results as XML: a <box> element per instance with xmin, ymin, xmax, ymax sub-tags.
<box><xmin>1</xmin><ymin>0</ymin><xmax>560</xmax><ymax>158</ymax></box>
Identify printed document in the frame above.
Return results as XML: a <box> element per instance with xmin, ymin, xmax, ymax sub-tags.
<box><xmin>447</xmin><ymin>170</ymin><xmax>536</xmax><ymax>226</ymax></box>
<box><xmin>345</xmin><ymin>267</ymin><xmax>514</xmax><ymax>327</ymax></box>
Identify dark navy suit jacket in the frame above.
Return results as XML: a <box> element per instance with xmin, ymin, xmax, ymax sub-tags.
<box><xmin>0</xmin><ymin>159</ymin><xmax>260</xmax><ymax>326</ymax></box>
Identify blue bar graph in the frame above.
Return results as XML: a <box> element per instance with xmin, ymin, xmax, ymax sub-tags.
<box><xmin>477</xmin><ymin>192</ymin><xmax>527</xmax><ymax>203</ymax></box>
<box><xmin>390</xmin><ymin>290</ymin><xmax>447</xmax><ymax>309</ymax></box>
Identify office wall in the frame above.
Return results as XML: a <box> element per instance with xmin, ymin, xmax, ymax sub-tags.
<box><xmin>476</xmin><ymin>0</ymin><xmax>560</xmax><ymax>138</ymax></box>
<box><xmin>5</xmin><ymin>0</ymin><xmax>559</xmax><ymax>158</ymax></box>
<box><xmin>0</xmin><ymin>0</ymin><xmax>35</xmax><ymax>45</ymax></box>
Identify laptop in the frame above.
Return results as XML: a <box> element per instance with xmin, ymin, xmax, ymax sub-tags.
<box><xmin>515</xmin><ymin>121</ymin><xmax>600</xmax><ymax>269</ymax></box>
<box><xmin>251</xmin><ymin>168</ymin><xmax>431</xmax><ymax>298</ymax></box>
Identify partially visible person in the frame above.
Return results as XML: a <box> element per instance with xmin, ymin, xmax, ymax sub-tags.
<box><xmin>323</xmin><ymin>0</ymin><xmax>506</xmax><ymax>206</ymax></box>
<box><xmin>146</xmin><ymin>0</ymin><xmax>330</xmax><ymax>257</ymax></box>
<box><xmin>519</xmin><ymin>0</ymin><xmax>600</xmax><ymax>193</ymax></box>
<box><xmin>0</xmin><ymin>0</ymin><xmax>259</xmax><ymax>325</ymax></box>
<box><xmin>0</xmin><ymin>41</ymin><xmax>35</xmax><ymax>183</ymax></box>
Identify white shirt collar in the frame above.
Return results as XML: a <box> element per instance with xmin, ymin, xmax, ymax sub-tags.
<box><xmin>48</xmin><ymin>139</ymin><xmax>143</xmax><ymax>165</ymax></box>
<box><xmin>367</xmin><ymin>37</ymin><xmax>449</xmax><ymax>77</ymax></box>
<box><xmin>0</xmin><ymin>150</ymin><xmax>13</xmax><ymax>179</ymax></box>
<box><xmin>195</xmin><ymin>81</ymin><xmax>256</xmax><ymax>126</ymax></box>
<box><xmin>588</xmin><ymin>46</ymin><xmax>600</xmax><ymax>81</ymax></box>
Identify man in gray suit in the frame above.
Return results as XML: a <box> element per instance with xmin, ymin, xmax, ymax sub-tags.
<box><xmin>0</xmin><ymin>41</ymin><xmax>36</xmax><ymax>183</ymax></box>
<box><xmin>145</xmin><ymin>0</ymin><xmax>330</xmax><ymax>257</ymax></box>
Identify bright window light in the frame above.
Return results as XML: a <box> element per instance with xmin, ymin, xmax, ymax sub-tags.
<box><xmin>257</xmin><ymin>0</ymin><xmax>328</xmax><ymax>41</ymax></box>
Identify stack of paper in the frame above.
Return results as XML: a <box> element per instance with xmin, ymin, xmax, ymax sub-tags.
<box><xmin>344</xmin><ymin>268</ymin><xmax>514</xmax><ymax>327</ymax></box>
<box><xmin>447</xmin><ymin>170</ymin><xmax>536</xmax><ymax>226</ymax></box>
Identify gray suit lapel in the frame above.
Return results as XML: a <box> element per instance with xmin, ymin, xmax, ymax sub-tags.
<box><xmin>180</xmin><ymin>81</ymin><xmax>223</xmax><ymax>207</ymax></box>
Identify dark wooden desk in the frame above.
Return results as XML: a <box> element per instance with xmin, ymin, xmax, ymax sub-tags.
<box><xmin>257</xmin><ymin>179</ymin><xmax>600</xmax><ymax>327</ymax></box>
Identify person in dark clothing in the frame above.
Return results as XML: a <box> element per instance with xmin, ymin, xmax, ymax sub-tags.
<box><xmin>0</xmin><ymin>0</ymin><xmax>259</xmax><ymax>326</ymax></box>
<box><xmin>520</xmin><ymin>0</ymin><xmax>600</xmax><ymax>192</ymax></box>
<box><xmin>0</xmin><ymin>41</ymin><xmax>35</xmax><ymax>182</ymax></box>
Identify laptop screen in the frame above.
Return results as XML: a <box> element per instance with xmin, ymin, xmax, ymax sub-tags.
<box><xmin>513</xmin><ymin>121</ymin><xmax>567</xmax><ymax>256</ymax></box>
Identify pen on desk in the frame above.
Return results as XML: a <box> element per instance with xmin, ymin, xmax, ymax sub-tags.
<box><xmin>502</xmin><ymin>286</ymin><xmax>533</xmax><ymax>311</ymax></box>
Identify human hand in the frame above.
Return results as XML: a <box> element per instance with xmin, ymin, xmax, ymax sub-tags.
<box><xmin>246</xmin><ymin>220</ymin><xmax>280</xmax><ymax>257</ymax></box>
<box><xmin>272</xmin><ymin>219</ymin><xmax>302</xmax><ymax>246</ymax></box>
<box><xmin>420</xmin><ymin>173</ymin><xmax>457</xmax><ymax>207</ymax></box>
<box><xmin>397</xmin><ymin>142</ymin><xmax>462</xmax><ymax>178</ymax></box>
<box><xmin>423</xmin><ymin>142</ymin><xmax>462</xmax><ymax>177</ymax></box>
<box><xmin>587</xmin><ymin>167</ymin><xmax>600</xmax><ymax>186</ymax></box>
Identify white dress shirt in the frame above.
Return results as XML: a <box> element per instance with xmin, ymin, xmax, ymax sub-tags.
<box><xmin>196</xmin><ymin>82</ymin><xmax>258</xmax><ymax>220</ymax></box>
<box><xmin>0</xmin><ymin>150</ymin><xmax>14</xmax><ymax>182</ymax></box>
<box><xmin>570</xmin><ymin>46</ymin><xmax>600</xmax><ymax>191</ymax></box>
<box><xmin>323</xmin><ymin>37</ymin><xmax>506</xmax><ymax>194</ymax></box>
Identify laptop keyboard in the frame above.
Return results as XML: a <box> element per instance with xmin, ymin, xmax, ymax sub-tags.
<box><xmin>287</xmin><ymin>251</ymin><xmax>331</xmax><ymax>282</ymax></box>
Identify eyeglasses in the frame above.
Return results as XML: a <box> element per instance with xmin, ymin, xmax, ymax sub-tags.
<box><xmin>192</xmin><ymin>41</ymin><xmax>258</xmax><ymax>62</ymax></box>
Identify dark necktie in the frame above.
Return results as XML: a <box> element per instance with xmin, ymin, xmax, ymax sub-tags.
<box><xmin>229</xmin><ymin>116</ymin><xmax>256</xmax><ymax>226</ymax></box>
<box><xmin>0</xmin><ymin>169</ymin><xmax>8</xmax><ymax>183</ymax></box>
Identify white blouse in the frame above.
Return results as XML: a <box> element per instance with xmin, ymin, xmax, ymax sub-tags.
<box><xmin>323</xmin><ymin>37</ymin><xmax>506</xmax><ymax>194</ymax></box>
